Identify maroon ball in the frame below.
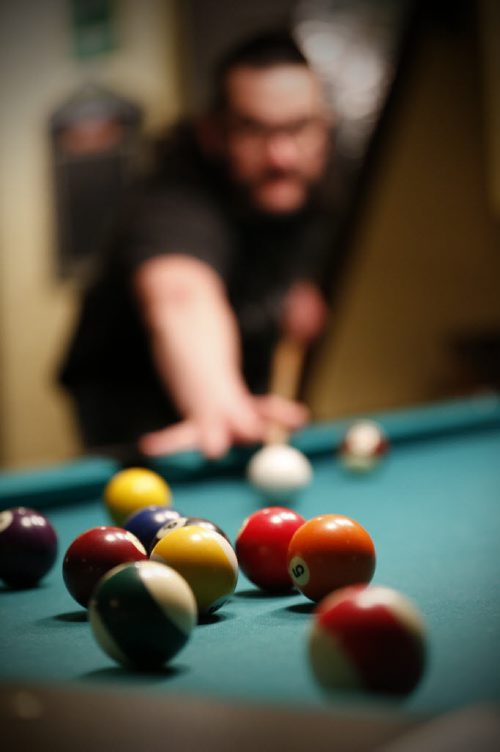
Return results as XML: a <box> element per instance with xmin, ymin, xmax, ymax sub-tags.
<box><xmin>62</xmin><ymin>526</ymin><xmax>147</xmax><ymax>607</ymax></box>
<box><xmin>0</xmin><ymin>507</ymin><xmax>58</xmax><ymax>587</ymax></box>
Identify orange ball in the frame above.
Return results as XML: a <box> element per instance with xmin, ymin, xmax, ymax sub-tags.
<box><xmin>287</xmin><ymin>514</ymin><xmax>376</xmax><ymax>602</ymax></box>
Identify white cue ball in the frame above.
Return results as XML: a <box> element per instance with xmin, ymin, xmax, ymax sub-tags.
<box><xmin>246</xmin><ymin>444</ymin><xmax>312</xmax><ymax>501</ymax></box>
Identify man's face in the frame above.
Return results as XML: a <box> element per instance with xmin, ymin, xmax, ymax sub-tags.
<box><xmin>221</xmin><ymin>64</ymin><xmax>330</xmax><ymax>214</ymax></box>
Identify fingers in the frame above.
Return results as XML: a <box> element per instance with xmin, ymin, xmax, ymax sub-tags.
<box><xmin>198</xmin><ymin>419</ymin><xmax>232</xmax><ymax>460</ymax></box>
<box><xmin>139</xmin><ymin>417</ymin><xmax>231</xmax><ymax>459</ymax></box>
<box><xmin>138</xmin><ymin>420</ymin><xmax>199</xmax><ymax>456</ymax></box>
<box><xmin>254</xmin><ymin>394</ymin><xmax>310</xmax><ymax>430</ymax></box>
<box><xmin>198</xmin><ymin>399</ymin><xmax>265</xmax><ymax>457</ymax></box>
<box><xmin>138</xmin><ymin>404</ymin><xmax>263</xmax><ymax>460</ymax></box>
<box><xmin>228</xmin><ymin>399</ymin><xmax>266</xmax><ymax>443</ymax></box>
<box><xmin>200</xmin><ymin>395</ymin><xmax>308</xmax><ymax>455</ymax></box>
<box><xmin>139</xmin><ymin>395</ymin><xmax>309</xmax><ymax>459</ymax></box>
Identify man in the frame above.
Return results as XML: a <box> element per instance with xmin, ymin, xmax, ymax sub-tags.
<box><xmin>59</xmin><ymin>30</ymin><xmax>340</xmax><ymax>459</ymax></box>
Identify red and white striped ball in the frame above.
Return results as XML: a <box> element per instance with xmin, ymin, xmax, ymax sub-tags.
<box><xmin>309</xmin><ymin>585</ymin><xmax>427</xmax><ymax>695</ymax></box>
<box><xmin>339</xmin><ymin>420</ymin><xmax>389</xmax><ymax>472</ymax></box>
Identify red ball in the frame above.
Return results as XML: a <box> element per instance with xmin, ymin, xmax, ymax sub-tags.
<box><xmin>339</xmin><ymin>420</ymin><xmax>389</xmax><ymax>472</ymax></box>
<box><xmin>62</xmin><ymin>526</ymin><xmax>147</xmax><ymax>607</ymax></box>
<box><xmin>309</xmin><ymin>585</ymin><xmax>427</xmax><ymax>695</ymax></box>
<box><xmin>236</xmin><ymin>507</ymin><xmax>306</xmax><ymax>591</ymax></box>
<box><xmin>287</xmin><ymin>514</ymin><xmax>376</xmax><ymax>602</ymax></box>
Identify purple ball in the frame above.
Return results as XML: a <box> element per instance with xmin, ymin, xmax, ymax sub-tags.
<box><xmin>0</xmin><ymin>507</ymin><xmax>58</xmax><ymax>587</ymax></box>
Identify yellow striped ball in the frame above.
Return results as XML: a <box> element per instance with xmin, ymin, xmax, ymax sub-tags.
<box><xmin>151</xmin><ymin>526</ymin><xmax>238</xmax><ymax>615</ymax></box>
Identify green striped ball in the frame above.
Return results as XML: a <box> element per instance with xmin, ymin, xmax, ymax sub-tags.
<box><xmin>89</xmin><ymin>560</ymin><xmax>196</xmax><ymax>668</ymax></box>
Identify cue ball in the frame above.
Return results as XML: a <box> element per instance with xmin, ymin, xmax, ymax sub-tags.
<box><xmin>235</xmin><ymin>507</ymin><xmax>306</xmax><ymax>591</ymax></box>
<box><xmin>151</xmin><ymin>526</ymin><xmax>238</xmax><ymax>615</ymax></box>
<box><xmin>246</xmin><ymin>444</ymin><xmax>312</xmax><ymax>501</ymax></box>
<box><xmin>89</xmin><ymin>560</ymin><xmax>197</xmax><ymax>669</ymax></box>
<box><xmin>339</xmin><ymin>420</ymin><xmax>388</xmax><ymax>472</ymax></box>
<box><xmin>104</xmin><ymin>467</ymin><xmax>172</xmax><ymax>525</ymax></box>
<box><xmin>287</xmin><ymin>514</ymin><xmax>376</xmax><ymax>602</ymax></box>
<box><xmin>0</xmin><ymin>507</ymin><xmax>58</xmax><ymax>587</ymax></box>
<box><xmin>63</xmin><ymin>526</ymin><xmax>147</xmax><ymax>607</ymax></box>
<box><xmin>309</xmin><ymin>585</ymin><xmax>427</xmax><ymax>695</ymax></box>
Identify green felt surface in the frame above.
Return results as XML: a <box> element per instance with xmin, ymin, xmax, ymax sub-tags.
<box><xmin>2</xmin><ymin>393</ymin><xmax>499</xmax><ymax>502</ymax></box>
<box><xmin>1</xmin><ymin>396</ymin><xmax>500</xmax><ymax>717</ymax></box>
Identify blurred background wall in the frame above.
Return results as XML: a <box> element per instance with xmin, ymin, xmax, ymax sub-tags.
<box><xmin>307</xmin><ymin>1</ymin><xmax>500</xmax><ymax>418</ymax></box>
<box><xmin>0</xmin><ymin>0</ymin><xmax>184</xmax><ymax>468</ymax></box>
<box><xmin>0</xmin><ymin>0</ymin><xmax>499</xmax><ymax>469</ymax></box>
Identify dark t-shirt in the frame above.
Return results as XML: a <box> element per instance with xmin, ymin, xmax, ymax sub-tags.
<box><xmin>59</xmin><ymin>124</ymin><xmax>341</xmax><ymax>442</ymax></box>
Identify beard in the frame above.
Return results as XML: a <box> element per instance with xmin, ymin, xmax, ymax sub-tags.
<box><xmin>236</xmin><ymin>168</ymin><xmax>319</xmax><ymax>216</ymax></box>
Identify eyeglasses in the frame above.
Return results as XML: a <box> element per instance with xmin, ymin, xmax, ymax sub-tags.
<box><xmin>226</xmin><ymin>114</ymin><xmax>327</xmax><ymax>148</ymax></box>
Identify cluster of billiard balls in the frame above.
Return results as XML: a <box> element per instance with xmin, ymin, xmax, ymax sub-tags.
<box><xmin>0</xmin><ymin>422</ymin><xmax>426</xmax><ymax>695</ymax></box>
<box><xmin>236</xmin><ymin>506</ymin><xmax>426</xmax><ymax>695</ymax></box>
<box><xmin>64</xmin><ymin>462</ymin><xmax>425</xmax><ymax>694</ymax></box>
<box><xmin>62</xmin><ymin>468</ymin><xmax>239</xmax><ymax>670</ymax></box>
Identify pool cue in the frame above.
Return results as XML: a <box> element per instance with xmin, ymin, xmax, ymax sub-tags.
<box><xmin>266</xmin><ymin>335</ymin><xmax>307</xmax><ymax>445</ymax></box>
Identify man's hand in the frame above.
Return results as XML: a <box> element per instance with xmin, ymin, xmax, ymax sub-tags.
<box><xmin>134</xmin><ymin>255</ymin><xmax>310</xmax><ymax>459</ymax></box>
<box><xmin>139</xmin><ymin>392</ymin><xmax>308</xmax><ymax>458</ymax></box>
<box><xmin>281</xmin><ymin>281</ymin><xmax>328</xmax><ymax>343</ymax></box>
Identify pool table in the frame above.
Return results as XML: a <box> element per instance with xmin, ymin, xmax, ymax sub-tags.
<box><xmin>1</xmin><ymin>395</ymin><xmax>500</xmax><ymax>751</ymax></box>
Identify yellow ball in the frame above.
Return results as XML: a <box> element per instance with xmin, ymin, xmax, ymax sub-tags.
<box><xmin>104</xmin><ymin>467</ymin><xmax>172</xmax><ymax>525</ymax></box>
<box><xmin>151</xmin><ymin>526</ymin><xmax>238</xmax><ymax>615</ymax></box>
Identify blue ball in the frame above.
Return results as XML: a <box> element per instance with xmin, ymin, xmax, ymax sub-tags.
<box><xmin>151</xmin><ymin>516</ymin><xmax>231</xmax><ymax>550</ymax></box>
<box><xmin>124</xmin><ymin>505</ymin><xmax>182</xmax><ymax>551</ymax></box>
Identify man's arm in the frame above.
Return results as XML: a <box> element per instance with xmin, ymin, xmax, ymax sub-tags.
<box><xmin>133</xmin><ymin>254</ymin><xmax>308</xmax><ymax>457</ymax></box>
